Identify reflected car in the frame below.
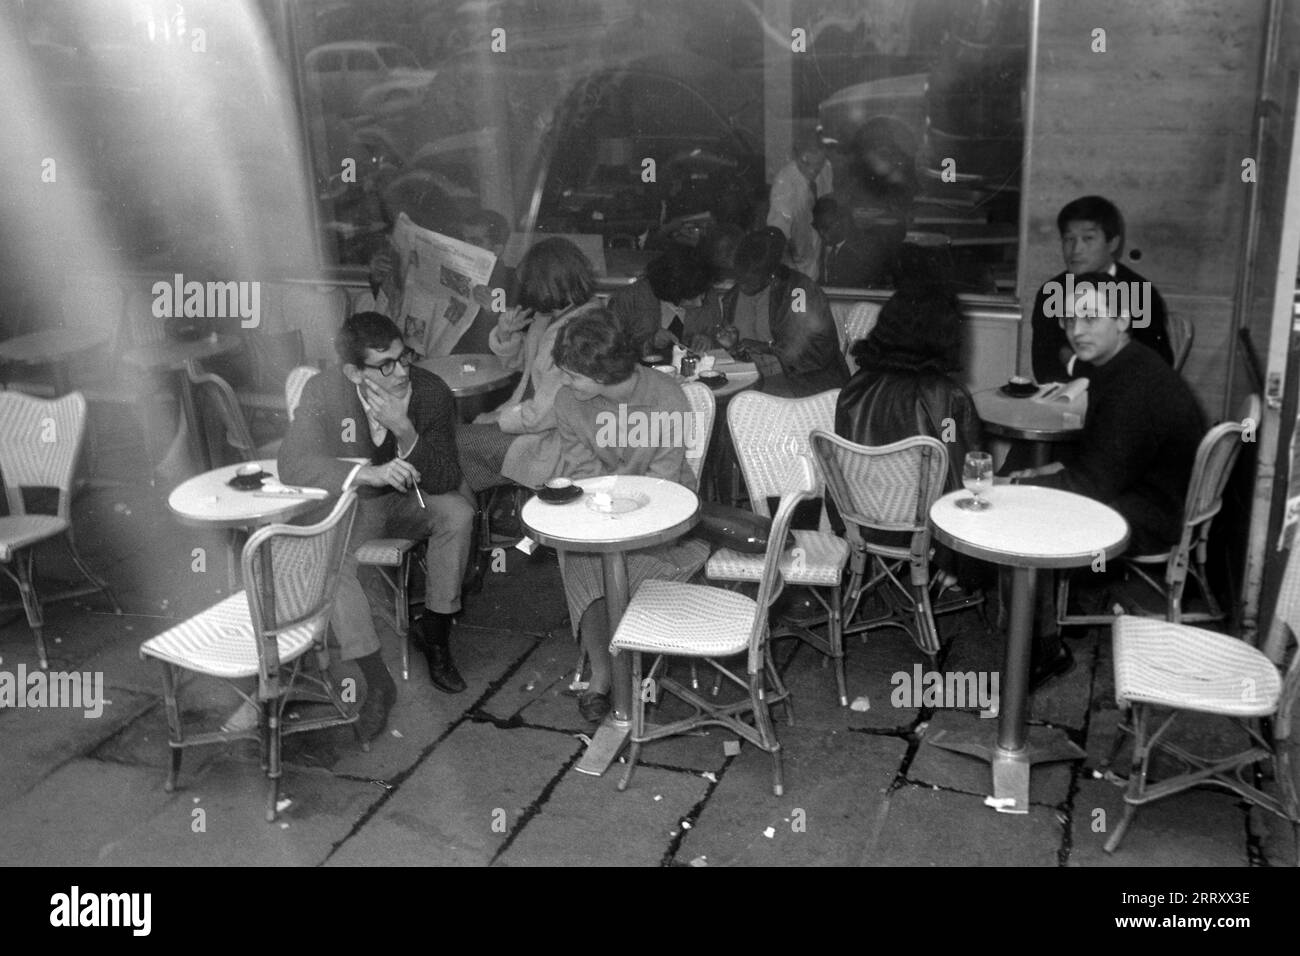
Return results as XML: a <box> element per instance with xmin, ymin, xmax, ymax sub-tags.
<box><xmin>303</xmin><ymin>41</ymin><xmax>436</xmax><ymax>117</ymax></box>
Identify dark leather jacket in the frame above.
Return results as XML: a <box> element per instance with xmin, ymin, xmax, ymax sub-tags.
<box><xmin>835</xmin><ymin>367</ymin><xmax>983</xmax><ymax>492</ymax></box>
<box><xmin>720</xmin><ymin>269</ymin><xmax>849</xmax><ymax>397</ymax></box>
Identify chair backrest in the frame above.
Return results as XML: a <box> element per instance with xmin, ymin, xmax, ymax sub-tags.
<box><xmin>810</xmin><ymin>430</ymin><xmax>949</xmax><ymax>537</ymax></box>
<box><xmin>1180</xmin><ymin>416</ymin><xmax>1251</xmax><ymax>538</ymax></box>
<box><xmin>680</xmin><ymin>381</ymin><xmax>716</xmax><ymax>491</ymax></box>
<box><xmin>840</xmin><ymin>301</ymin><xmax>882</xmax><ymax>369</ymax></box>
<box><xmin>747</xmin><ymin>454</ymin><xmax>818</xmax><ymax>674</ymax></box>
<box><xmin>0</xmin><ymin>390</ymin><xmax>87</xmax><ymax>522</ymax></box>
<box><xmin>243</xmin><ymin>491</ymin><xmax>359</xmax><ymax>693</ymax></box>
<box><xmin>186</xmin><ymin>362</ymin><xmax>257</xmax><ymax>461</ymax></box>
<box><xmin>1168</xmin><ymin>312</ymin><xmax>1194</xmax><ymax>373</ymax></box>
<box><xmin>285</xmin><ymin>365</ymin><xmax>320</xmax><ymax>422</ymax></box>
<box><xmin>727</xmin><ymin>389</ymin><xmax>839</xmax><ymax>526</ymax></box>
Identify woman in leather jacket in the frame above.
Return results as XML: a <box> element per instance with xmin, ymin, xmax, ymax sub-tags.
<box><xmin>835</xmin><ymin>286</ymin><xmax>983</xmax><ymax>493</ymax></box>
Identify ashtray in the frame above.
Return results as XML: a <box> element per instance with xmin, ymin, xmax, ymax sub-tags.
<box><xmin>227</xmin><ymin>469</ymin><xmax>269</xmax><ymax>490</ymax></box>
<box><xmin>1000</xmin><ymin>379</ymin><xmax>1038</xmax><ymax>398</ymax></box>
<box><xmin>698</xmin><ymin>371</ymin><xmax>728</xmax><ymax>389</ymax></box>
<box><xmin>536</xmin><ymin>482</ymin><xmax>582</xmax><ymax>504</ymax></box>
<box><xmin>584</xmin><ymin>491</ymin><xmax>650</xmax><ymax>515</ymax></box>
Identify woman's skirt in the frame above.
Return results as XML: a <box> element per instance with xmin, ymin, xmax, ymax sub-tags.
<box><xmin>455</xmin><ymin>422</ymin><xmax>516</xmax><ymax>492</ymax></box>
<box><xmin>560</xmin><ymin>537</ymin><xmax>712</xmax><ymax>637</ymax></box>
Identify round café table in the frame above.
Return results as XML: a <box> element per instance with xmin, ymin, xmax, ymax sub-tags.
<box><xmin>0</xmin><ymin>327</ymin><xmax>110</xmax><ymax>393</ymax></box>
<box><xmin>522</xmin><ymin>475</ymin><xmax>700</xmax><ymax>776</ymax></box>
<box><xmin>416</xmin><ymin>353</ymin><xmax>518</xmax><ymax>422</ymax></box>
<box><xmin>974</xmin><ymin>386</ymin><xmax>1085</xmax><ymax>468</ymax></box>
<box><xmin>928</xmin><ymin>484</ymin><xmax>1129</xmax><ymax>813</ymax></box>
<box><xmin>124</xmin><ymin>334</ymin><xmax>244</xmax><ymax>474</ymax></box>
<box><xmin>169</xmin><ymin>458</ymin><xmax>326</xmax><ymax>590</ymax></box>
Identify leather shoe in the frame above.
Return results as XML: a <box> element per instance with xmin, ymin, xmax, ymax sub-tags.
<box><xmin>578</xmin><ymin>690</ymin><xmax>611</xmax><ymax>723</ymax></box>
<box><xmin>357</xmin><ymin>682</ymin><xmax>395</xmax><ymax>741</ymax></box>
<box><xmin>1030</xmin><ymin>644</ymin><xmax>1074</xmax><ymax>692</ymax></box>
<box><xmin>417</xmin><ymin>614</ymin><xmax>467</xmax><ymax>694</ymax></box>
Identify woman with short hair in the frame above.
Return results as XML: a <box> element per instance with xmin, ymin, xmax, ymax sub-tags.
<box><xmin>550</xmin><ymin>311</ymin><xmax>709</xmax><ymax>723</ymax></box>
<box><xmin>607</xmin><ymin>243</ymin><xmax>720</xmax><ymax>357</ymax></box>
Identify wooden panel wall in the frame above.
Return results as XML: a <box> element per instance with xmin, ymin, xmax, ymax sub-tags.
<box><xmin>1019</xmin><ymin>0</ymin><xmax>1267</xmax><ymax>418</ymax></box>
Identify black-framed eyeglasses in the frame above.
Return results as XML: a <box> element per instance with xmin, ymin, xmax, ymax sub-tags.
<box><xmin>362</xmin><ymin>348</ymin><xmax>416</xmax><ymax>376</ymax></box>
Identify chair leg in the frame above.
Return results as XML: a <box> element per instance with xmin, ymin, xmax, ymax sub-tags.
<box><xmin>157</xmin><ymin>663</ymin><xmax>184</xmax><ymax>791</ymax></box>
<box><xmin>63</xmin><ymin>532</ymin><xmax>122</xmax><ymax>614</ymax></box>
<box><xmin>618</xmin><ymin>651</ymin><xmax>645</xmax><ymax>792</ymax></box>
<box><xmin>1105</xmin><ymin>705</ymin><xmax>1150</xmax><ymax>853</ymax></box>
<box><xmin>765</xmin><ymin>647</ymin><xmax>794</xmax><ymax>726</ymax></box>
<box><xmin>14</xmin><ymin>550</ymin><xmax>49</xmax><ymax>669</ymax></box>
<box><xmin>750</xmin><ymin>671</ymin><xmax>783</xmax><ymax>796</ymax></box>
<box><xmin>265</xmin><ymin>699</ymin><xmax>282</xmax><ymax>823</ymax></box>
<box><xmin>829</xmin><ymin>584</ymin><xmax>847</xmax><ymax>706</ymax></box>
<box><xmin>397</xmin><ymin>553</ymin><xmax>412</xmax><ymax>682</ymax></box>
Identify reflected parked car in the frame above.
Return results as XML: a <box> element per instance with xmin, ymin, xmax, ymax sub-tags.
<box><xmin>303</xmin><ymin>41</ymin><xmax>436</xmax><ymax>117</ymax></box>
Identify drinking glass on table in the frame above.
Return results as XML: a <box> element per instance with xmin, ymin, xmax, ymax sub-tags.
<box><xmin>957</xmin><ymin>452</ymin><xmax>993</xmax><ymax>511</ymax></box>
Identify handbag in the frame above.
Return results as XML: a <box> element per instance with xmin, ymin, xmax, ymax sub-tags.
<box><xmin>696</xmin><ymin>502</ymin><xmax>788</xmax><ymax>554</ymax></box>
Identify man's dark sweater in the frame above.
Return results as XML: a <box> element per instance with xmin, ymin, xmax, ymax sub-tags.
<box><xmin>1031</xmin><ymin>262</ymin><xmax>1173</xmax><ymax>382</ymax></box>
<box><xmin>1028</xmin><ymin>340</ymin><xmax>1204</xmax><ymax>554</ymax></box>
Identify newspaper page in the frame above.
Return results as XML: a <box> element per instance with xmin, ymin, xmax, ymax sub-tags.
<box><xmin>390</xmin><ymin>212</ymin><xmax>497</xmax><ymax>357</ymax></box>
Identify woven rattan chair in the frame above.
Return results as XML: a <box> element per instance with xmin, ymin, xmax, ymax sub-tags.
<box><xmin>1167</xmin><ymin>312</ymin><xmax>1194</xmax><ymax>374</ymax></box>
<box><xmin>285</xmin><ymin>366</ymin><xmax>421</xmax><ymax>679</ymax></box>
<box><xmin>1103</xmin><ymin>542</ymin><xmax>1300</xmax><ymax>862</ymax></box>
<box><xmin>612</xmin><ymin>455</ymin><xmax>816</xmax><ymax>796</ymax></box>
<box><xmin>839</xmin><ymin>301</ymin><xmax>882</xmax><ymax>371</ymax></box>
<box><xmin>708</xmin><ymin>389</ymin><xmax>851</xmax><ymax>704</ymax></box>
<box><xmin>140</xmin><ymin>491</ymin><xmax>364</xmax><ymax>822</ymax></box>
<box><xmin>1058</xmin><ymin>405</ymin><xmax>1254</xmax><ymax>628</ymax></box>
<box><xmin>811</xmin><ymin>430</ymin><xmax>979</xmax><ymax>660</ymax></box>
<box><xmin>186</xmin><ymin>361</ymin><xmax>279</xmax><ymax>463</ymax></box>
<box><xmin>0</xmin><ymin>391</ymin><xmax>122</xmax><ymax>667</ymax></box>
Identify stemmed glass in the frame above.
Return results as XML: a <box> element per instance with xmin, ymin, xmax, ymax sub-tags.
<box><xmin>956</xmin><ymin>452</ymin><xmax>993</xmax><ymax>511</ymax></box>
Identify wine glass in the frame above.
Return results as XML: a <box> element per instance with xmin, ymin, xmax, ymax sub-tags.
<box><xmin>957</xmin><ymin>452</ymin><xmax>993</xmax><ymax>511</ymax></box>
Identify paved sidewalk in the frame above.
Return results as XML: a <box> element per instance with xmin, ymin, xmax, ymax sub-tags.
<box><xmin>0</xmin><ymin>480</ymin><xmax>1291</xmax><ymax>867</ymax></box>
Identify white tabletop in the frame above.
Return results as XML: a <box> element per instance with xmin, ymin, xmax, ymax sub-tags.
<box><xmin>654</xmin><ymin>350</ymin><xmax>760</xmax><ymax>399</ymax></box>
<box><xmin>930</xmin><ymin>485</ymin><xmax>1129</xmax><ymax>569</ymax></box>
<box><xmin>974</xmin><ymin>387</ymin><xmax>1086</xmax><ymax>442</ymax></box>
<box><xmin>417</xmin><ymin>353</ymin><xmax>514</xmax><ymax>398</ymax></box>
<box><xmin>168</xmin><ymin>459</ymin><xmax>323</xmax><ymax>530</ymax></box>
<box><xmin>521</xmin><ymin>475</ymin><xmax>699</xmax><ymax>553</ymax></box>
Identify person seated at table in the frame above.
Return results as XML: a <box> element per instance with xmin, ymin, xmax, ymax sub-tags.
<box><xmin>607</xmin><ymin>243</ymin><xmax>720</xmax><ymax>358</ymax></box>
<box><xmin>456</xmin><ymin>207</ymin><xmax>519</xmax><ymax>354</ymax></box>
<box><xmin>550</xmin><ymin>311</ymin><xmax>710</xmax><ymax>724</ymax></box>
<box><xmin>835</xmin><ymin>284</ymin><xmax>985</xmax><ymax>587</ymax></box>
<box><xmin>704</xmin><ymin>227</ymin><xmax>849</xmax><ymax>398</ymax></box>
<box><xmin>279</xmin><ymin>312</ymin><xmax>476</xmax><ymax>735</ymax></box>
<box><xmin>1010</xmin><ymin>273</ymin><xmax>1204</xmax><ymax>684</ymax></box>
<box><xmin>1030</xmin><ymin>195</ymin><xmax>1173</xmax><ymax>383</ymax></box>
<box><xmin>455</xmin><ymin>237</ymin><xmax>604</xmax><ymax>492</ymax></box>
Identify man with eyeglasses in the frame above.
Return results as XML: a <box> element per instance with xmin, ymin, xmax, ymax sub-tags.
<box><xmin>280</xmin><ymin>312</ymin><xmax>475</xmax><ymax>739</ymax></box>
<box><xmin>1008</xmin><ymin>274</ymin><xmax>1203</xmax><ymax>687</ymax></box>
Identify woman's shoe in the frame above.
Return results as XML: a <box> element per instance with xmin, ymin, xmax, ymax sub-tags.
<box><xmin>578</xmin><ymin>690</ymin><xmax>611</xmax><ymax>723</ymax></box>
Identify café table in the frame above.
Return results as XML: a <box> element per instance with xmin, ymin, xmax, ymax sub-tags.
<box><xmin>974</xmin><ymin>385</ymin><xmax>1085</xmax><ymax>468</ymax></box>
<box><xmin>123</xmin><ymin>333</ymin><xmax>244</xmax><ymax>474</ymax></box>
<box><xmin>416</xmin><ymin>353</ymin><xmax>518</xmax><ymax>422</ymax></box>
<box><xmin>521</xmin><ymin>475</ymin><xmax>700</xmax><ymax>775</ymax></box>
<box><xmin>927</xmin><ymin>484</ymin><xmax>1129</xmax><ymax>813</ymax></box>
<box><xmin>168</xmin><ymin>458</ymin><xmax>326</xmax><ymax>590</ymax></box>
<box><xmin>0</xmin><ymin>327</ymin><xmax>111</xmax><ymax>393</ymax></box>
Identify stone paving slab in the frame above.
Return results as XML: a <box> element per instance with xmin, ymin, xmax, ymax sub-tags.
<box><xmin>96</xmin><ymin>756</ymin><xmax>385</xmax><ymax>866</ymax></box>
<box><xmin>778</xmin><ymin>626</ymin><xmax>923</xmax><ymax>731</ymax></box>
<box><xmin>457</xmin><ymin>547</ymin><xmax>569</xmax><ymax>636</ymax></box>
<box><xmin>868</xmin><ymin>786</ymin><xmax>1063</xmax><ymax>866</ymax></box>
<box><xmin>1067</xmin><ymin>777</ymin><xmax>1249</xmax><ymax>866</ymax></box>
<box><xmin>0</xmin><ymin>759</ymin><xmax>178</xmax><ymax>866</ymax></box>
<box><xmin>677</xmin><ymin>724</ymin><xmax>905</xmax><ymax>866</ymax></box>
<box><xmin>496</xmin><ymin>763</ymin><xmax>708</xmax><ymax>866</ymax></box>
<box><xmin>909</xmin><ymin>710</ymin><xmax>1074</xmax><ymax>806</ymax></box>
<box><xmin>0</xmin><ymin>684</ymin><xmax>155</xmax><ymax>806</ymax></box>
<box><xmin>328</xmin><ymin>722</ymin><xmax>579</xmax><ymax>866</ymax></box>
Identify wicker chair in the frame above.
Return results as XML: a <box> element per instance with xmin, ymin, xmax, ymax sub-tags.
<box><xmin>186</xmin><ymin>361</ymin><xmax>280</xmax><ymax>463</ymax></box>
<box><xmin>1058</xmin><ymin>402</ymin><xmax>1256</xmax><ymax>628</ymax></box>
<box><xmin>839</xmin><ymin>301</ymin><xmax>882</xmax><ymax>371</ymax></box>
<box><xmin>1167</xmin><ymin>312</ymin><xmax>1194</xmax><ymax>374</ymax></box>
<box><xmin>707</xmin><ymin>390</ymin><xmax>851</xmax><ymax>704</ymax></box>
<box><xmin>811</xmin><ymin>430</ymin><xmax>980</xmax><ymax>660</ymax></box>
<box><xmin>285</xmin><ymin>366</ymin><xmax>422</xmax><ymax>680</ymax></box>
<box><xmin>0</xmin><ymin>391</ymin><xmax>122</xmax><ymax>667</ymax></box>
<box><xmin>611</xmin><ymin>455</ymin><xmax>816</xmax><ymax>796</ymax></box>
<box><xmin>1104</xmin><ymin>540</ymin><xmax>1300</xmax><ymax>862</ymax></box>
<box><xmin>140</xmin><ymin>492</ymin><xmax>364</xmax><ymax>822</ymax></box>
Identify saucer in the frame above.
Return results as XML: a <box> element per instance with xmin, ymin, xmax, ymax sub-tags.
<box><xmin>227</xmin><ymin>470</ymin><xmax>269</xmax><ymax>490</ymax></box>
<box><xmin>999</xmin><ymin>381</ymin><xmax>1038</xmax><ymax>398</ymax></box>
<box><xmin>536</xmin><ymin>484</ymin><xmax>582</xmax><ymax>504</ymax></box>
